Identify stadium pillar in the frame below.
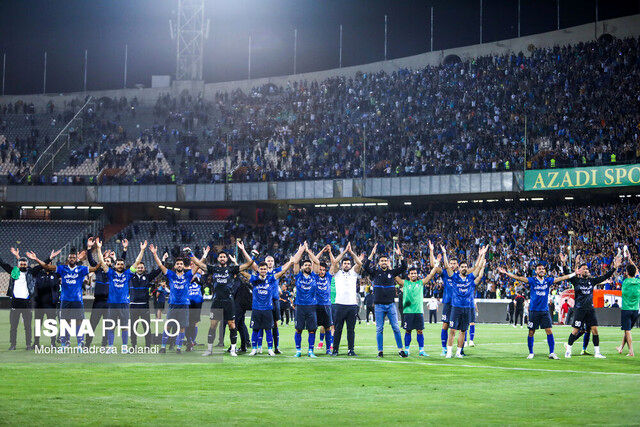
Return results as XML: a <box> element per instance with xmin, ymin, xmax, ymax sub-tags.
<box><xmin>557</xmin><ymin>0</ymin><xmax>560</xmax><ymax>30</ymax></box>
<box><xmin>83</xmin><ymin>49</ymin><xmax>88</xmax><ymax>92</ymax></box>
<box><xmin>430</xmin><ymin>7</ymin><xmax>434</xmax><ymax>52</ymax></box>
<box><xmin>479</xmin><ymin>0</ymin><xmax>483</xmax><ymax>44</ymax></box>
<box><xmin>293</xmin><ymin>29</ymin><xmax>297</xmax><ymax>75</ymax></box>
<box><xmin>594</xmin><ymin>0</ymin><xmax>598</xmax><ymax>39</ymax></box>
<box><xmin>384</xmin><ymin>14</ymin><xmax>388</xmax><ymax>61</ymax></box>
<box><xmin>339</xmin><ymin>25</ymin><xmax>343</xmax><ymax>68</ymax></box>
<box><xmin>43</xmin><ymin>51</ymin><xmax>47</xmax><ymax>94</ymax></box>
<box><xmin>248</xmin><ymin>35</ymin><xmax>252</xmax><ymax>80</ymax></box>
<box><xmin>123</xmin><ymin>44</ymin><xmax>128</xmax><ymax>88</ymax></box>
<box><xmin>517</xmin><ymin>0</ymin><xmax>521</xmax><ymax>37</ymax></box>
<box><xmin>1</xmin><ymin>53</ymin><xmax>5</xmax><ymax>96</ymax></box>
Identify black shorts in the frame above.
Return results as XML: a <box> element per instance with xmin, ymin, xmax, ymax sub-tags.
<box><xmin>107</xmin><ymin>303</ymin><xmax>130</xmax><ymax>323</ymax></box>
<box><xmin>250</xmin><ymin>309</ymin><xmax>274</xmax><ymax>330</ymax></box>
<box><xmin>441</xmin><ymin>303</ymin><xmax>452</xmax><ymax>323</ymax></box>
<box><xmin>272</xmin><ymin>299</ymin><xmax>281</xmax><ymax>321</ymax></box>
<box><xmin>402</xmin><ymin>313</ymin><xmax>425</xmax><ymax>331</ymax></box>
<box><xmin>528</xmin><ymin>310</ymin><xmax>552</xmax><ymax>330</ymax></box>
<box><xmin>316</xmin><ymin>304</ymin><xmax>333</xmax><ymax>328</ymax></box>
<box><xmin>572</xmin><ymin>307</ymin><xmax>598</xmax><ymax>329</ymax></box>
<box><xmin>156</xmin><ymin>301</ymin><xmax>166</xmax><ymax>310</ymax></box>
<box><xmin>60</xmin><ymin>300</ymin><xmax>84</xmax><ymax>321</ymax></box>
<box><xmin>167</xmin><ymin>304</ymin><xmax>189</xmax><ymax>329</ymax></box>
<box><xmin>295</xmin><ymin>305</ymin><xmax>318</xmax><ymax>331</ymax></box>
<box><xmin>331</xmin><ymin>304</ymin><xmax>338</xmax><ymax>320</ymax></box>
<box><xmin>188</xmin><ymin>300</ymin><xmax>202</xmax><ymax>324</ymax></box>
<box><xmin>621</xmin><ymin>310</ymin><xmax>639</xmax><ymax>331</ymax></box>
<box><xmin>468</xmin><ymin>307</ymin><xmax>476</xmax><ymax>323</ymax></box>
<box><xmin>450</xmin><ymin>306</ymin><xmax>470</xmax><ymax>332</ymax></box>
<box><xmin>211</xmin><ymin>299</ymin><xmax>235</xmax><ymax>322</ymax></box>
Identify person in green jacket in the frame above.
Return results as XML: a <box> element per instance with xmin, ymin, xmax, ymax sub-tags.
<box><xmin>617</xmin><ymin>260</ymin><xmax>640</xmax><ymax>357</ymax></box>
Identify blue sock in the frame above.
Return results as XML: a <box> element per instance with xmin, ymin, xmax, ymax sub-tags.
<box><xmin>258</xmin><ymin>330</ymin><xmax>264</xmax><ymax>348</ymax></box>
<box><xmin>470</xmin><ymin>324</ymin><xmax>475</xmax><ymax>341</ymax></box>
<box><xmin>441</xmin><ymin>329</ymin><xmax>447</xmax><ymax>349</ymax></box>
<box><xmin>107</xmin><ymin>330</ymin><xmax>115</xmax><ymax>346</ymax></box>
<box><xmin>75</xmin><ymin>325</ymin><xmax>83</xmax><ymax>346</ymax></box>
<box><xmin>161</xmin><ymin>331</ymin><xmax>168</xmax><ymax>347</ymax></box>
<box><xmin>319</xmin><ymin>332</ymin><xmax>325</xmax><ymax>342</ymax></box>
<box><xmin>294</xmin><ymin>331</ymin><xmax>302</xmax><ymax>351</ymax></box>
<box><xmin>417</xmin><ymin>333</ymin><xmax>424</xmax><ymax>350</ymax></box>
<box><xmin>122</xmin><ymin>330</ymin><xmax>129</xmax><ymax>346</ymax></box>
<box><xmin>326</xmin><ymin>331</ymin><xmax>333</xmax><ymax>348</ymax></box>
<box><xmin>583</xmin><ymin>332</ymin><xmax>590</xmax><ymax>350</ymax></box>
<box><xmin>527</xmin><ymin>336</ymin><xmax>534</xmax><ymax>354</ymax></box>
<box><xmin>404</xmin><ymin>332</ymin><xmax>411</xmax><ymax>349</ymax></box>
<box><xmin>547</xmin><ymin>334</ymin><xmax>555</xmax><ymax>354</ymax></box>
<box><xmin>176</xmin><ymin>332</ymin><xmax>184</xmax><ymax>349</ymax></box>
<box><xmin>308</xmin><ymin>333</ymin><xmax>316</xmax><ymax>351</ymax></box>
<box><xmin>251</xmin><ymin>330</ymin><xmax>259</xmax><ymax>349</ymax></box>
<box><xmin>265</xmin><ymin>329</ymin><xmax>273</xmax><ymax>349</ymax></box>
<box><xmin>376</xmin><ymin>331</ymin><xmax>384</xmax><ymax>352</ymax></box>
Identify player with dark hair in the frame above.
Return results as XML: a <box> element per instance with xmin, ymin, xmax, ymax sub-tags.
<box><xmin>395</xmin><ymin>261</ymin><xmax>439</xmax><ymax>356</ymax></box>
<box><xmin>498</xmin><ymin>257</ymin><xmax>575</xmax><ymax>359</ymax></box>
<box><xmin>27</xmin><ymin>247</ymin><xmax>102</xmax><ymax>347</ymax></box>
<box><xmin>443</xmin><ymin>245</ymin><xmax>487</xmax><ymax>358</ymax></box>
<box><xmin>129</xmin><ymin>254</ymin><xmax>164</xmax><ymax>349</ymax></box>
<box><xmin>315</xmin><ymin>246</ymin><xmax>333</xmax><ymax>354</ymax></box>
<box><xmin>429</xmin><ymin>240</ymin><xmax>457</xmax><ymax>356</ymax></box>
<box><xmin>292</xmin><ymin>242</ymin><xmax>320</xmax><ymax>357</ymax></box>
<box><xmin>617</xmin><ymin>259</ymin><xmax>640</xmax><ymax>356</ymax></box>
<box><xmin>32</xmin><ymin>249</ymin><xmax>62</xmax><ymax>348</ymax></box>
<box><xmin>364</xmin><ymin>242</ymin><xmax>407</xmax><ymax>358</ymax></box>
<box><xmin>149</xmin><ymin>244</ymin><xmax>201</xmax><ymax>354</ymax></box>
<box><xmin>193</xmin><ymin>241</ymin><xmax>253</xmax><ymax>357</ymax></box>
<box><xmin>330</xmin><ymin>242</ymin><xmax>363</xmax><ymax>356</ymax></box>
<box><xmin>564</xmin><ymin>254</ymin><xmax>622</xmax><ymax>358</ymax></box>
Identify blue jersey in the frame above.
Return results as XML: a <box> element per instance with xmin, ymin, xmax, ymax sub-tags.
<box><xmin>250</xmin><ymin>274</ymin><xmax>273</xmax><ymax>310</ymax></box>
<box><xmin>56</xmin><ymin>264</ymin><xmax>90</xmax><ymax>302</ymax></box>
<box><xmin>107</xmin><ymin>268</ymin><xmax>133</xmax><ymax>304</ymax></box>
<box><xmin>526</xmin><ymin>276</ymin><xmax>554</xmax><ymax>311</ymax></box>
<box><xmin>268</xmin><ymin>266</ymin><xmax>282</xmax><ymax>300</ymax></box>
<box><xmin>156</xmin><ymin>286</ymin><xmax>168</xmax><ymax>304</ymax></box>
<box><xmin>295</xmin><ymin>271</ymin><xmax>318</xmax><ymax>306</ymax></box>
<box><xmin>451</xmin><ymin>272</ymin><xmax>476</xmax><ymax>308</ymax></box>
<box><xmin>315</xmin><ymin>273</ymin><xmax>332</xmax><ymax>305</ymax></box>
<box><xmin>165</xmin><ymin>269</ymin><xmax>193</xmax><ymax>305</ymax></box>
<box><xmin>441</xmin><ymin>270</ymin><xmax>453</xmax><ymax>304</ymax></box>
<box><xmin>188</xmin><ymin>275</ymin><xmax>203</xmax><ymax>303</ymax></box>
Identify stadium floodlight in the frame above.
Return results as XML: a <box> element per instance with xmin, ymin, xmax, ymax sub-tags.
<box><xmin>519</xmin><ymin>198</ymin><xmax>527</xmax><ymax>201</ymax></box>
<box><xmin>173</xmin><ymin>207</ymin><xmax>181</xmax><ymax>211</ymax></box>
<box><xmin>326</xmin><ymin>204</ymin><xmax>338</xmax><ymax>207</ymax></box>
<box><xmin>565</xmin><ymin>196</ymin><xmax>574</xmax><ymax>200</ymax></box>
<box><xmin>505</xmin><ymin>198</ymin><xmax>513</xmax><ymax>201</ymax></box>
<box><xmin>352</xmin><ymin>203</ymin><xmax>364</xmax><ymax>207</ymax></box>
<box><xmin>531</xmin><ymin>198</ymin><xmax>544</xmax><ymax>201</ymax></box>
<box><xmin>486</xmin><ymin>199</ymin><xmax>498</xmax><ymax>202</ymax></box>
<box><xmin>158</xmin><ymin>205</ymin><xmax>166</xmax><ymax>209</ymax></box>
<box><xmin>34</xmin><ymin>206</ymin><xmax>47</xmax><ymax>209</ymax></box>
<box><xmin>63</xmin><ymin>206</ymin><xmax>76</xmax><ymax>209</ymax></box>
<box><xmin>175</xmin><ymin>0</ymin><xmax>205</xmax><ymax>81</ymax></box>
<box><xmin>90</xmin><ymin>206</ymin><xmax>103</xmax><ymax>210</ymax></box>
<box><xmin>77</xmin><ymin>206</ymin><xmax>89</xmax><ymax>210</ymax></box>
<box><xmin>48</xmin><ymin>206</ymin><xmax>61</xmax><ymax>210</ymax></box>
<box><xmin>403</xmin><ymin>201</ymin><xmax>412</xmax><ymax>206</ymax></box>
<box><xmin>20</xmin><ymin>206</ymin><xmax>33</xmax><ymax>209</ymax></box>
<box><xmin>339</xmin><ymin>203</ymin><xmax>351</xmax><ymax>207</ymax></box>
<box><xmin>376</xmin><ymin>202</ymin><xmax>388</xmax><ymax>206</ymax></box>
<box><xmin>364</xmin><ymin>203</ymin><xmax>377</xmax><ymax>206</ymax></box>
<box><xmin>457</xmin><ymin>200</ymin><xmax>468</xmax><ymax>204</ymax></box>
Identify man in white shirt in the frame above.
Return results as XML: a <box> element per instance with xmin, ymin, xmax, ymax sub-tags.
<box><xmin>427</xmin><ymin>298</ymin><xmax>439</xmax><ymax>323</ymax></box>
<box><xmin>329</xmin><ymin>243</ymin><xmax>362</xmax><ymax>357</ymax></box>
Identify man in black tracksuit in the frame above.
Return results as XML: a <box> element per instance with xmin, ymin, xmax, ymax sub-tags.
<box><xmin>33</xmin><ymin>253</ymin><xmax>61</xmax><ymax>347</ymax></box>
<box><xmin>233</xmin><ymin>276</ymin><xmax>252</xmax><ymax>352</ymax></box>
<box><xmin>564</xmin><ymin>256</ymin><xmax>621</xmax><ymax>358</ymax></box>
<box><xmin>1</xmin><ymin>248</ymin><xmax>40</xmax><ymax>350</ymax></box>
<box><xmin>129</xmin><ymin>261</ymin><xmax>162</xmax><ymax>348</ymax></box>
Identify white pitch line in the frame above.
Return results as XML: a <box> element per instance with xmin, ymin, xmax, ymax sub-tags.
<box><xmin>283</xmin><ymin>355</ymin><xmax>640</xmax><ymax>376</ymax></box>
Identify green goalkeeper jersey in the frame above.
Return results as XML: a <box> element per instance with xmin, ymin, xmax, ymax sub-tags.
<box><xmin>402</xmin><ymin>280</ymin><xmax>424</xmax><ymax>314</ymax></box>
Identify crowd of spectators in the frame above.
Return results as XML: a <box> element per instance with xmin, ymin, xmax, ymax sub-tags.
<box><xmin>1</xmin><ymin>36</ymin><xmax>640</xmax><ymax>185</ymax></box>
<box><xmin>222</xmin><ymin>199</ymin><xmax>640</xmax><ymax>299</ymax></box>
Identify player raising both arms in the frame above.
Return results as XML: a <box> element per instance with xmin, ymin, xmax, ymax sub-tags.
<box><xmin>617</xmin><ymin>254</ymin><xmax>640</xmax><ymax>357</ymax></box>
<box><xmin>443</xmin><ymin>245</ymin><xmax>487</xmax><ymax>359</ymax></box>
<box><xmin>563</xmin><ymin>253</ymin><xmax>621</xmax><ymax>358</ymax></box>
<box><xmin>395</xmin><ymin>259</ymin><xmax>440</xmax><ymax>356</ymax></box>
<box><xmin>497</xmin><ymin>254</ymin><xmax>576</xmax><ymax>360</ymax></box>
<box><xmin>429</xmin><ymin>240</ymin><xmax>456</xmax><ymax>356</ymax></box>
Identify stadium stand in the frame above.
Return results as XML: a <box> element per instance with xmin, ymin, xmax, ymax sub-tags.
<box><xmin>1</xmin><ymin>36</ymin><xmax>639</xmax><ymax>185</ymax></box>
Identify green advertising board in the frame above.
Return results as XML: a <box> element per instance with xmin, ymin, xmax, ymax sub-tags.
<box><xmin>524</xmin><ymin>164</ymin><xmax>640</xmax><ymax>191</ymax></box>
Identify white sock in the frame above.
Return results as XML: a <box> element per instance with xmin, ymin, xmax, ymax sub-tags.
<box><xmin>207</xmin><ymin>343</ymin><xmax>213</xmax><ymax>351</ymax></box>
<box><xmin>456</xmin><ymin>347</ymin><xmax>462</xmax><ymax>356</ymax></box>
<box><xmin>231</xmin><ymin>344</ymin><xmax>236</xmax><ymax>351</ymax></box>
<box><xmin>595</xmin><ymin>346</ymin><xmax>600</xmax><ymax>354</ymax></box>
<box><xmin>446</xmin><ymin>345</ymin><xmax>452</xmax><ymax>354</ymax></box>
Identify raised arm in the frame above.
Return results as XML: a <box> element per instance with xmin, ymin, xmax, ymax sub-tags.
<box><xmin>440</xmin><ymin>245</ymin><xmax>453</xmax><ymax>277</ymax></box>
<box><xmin>472</xmin><ymin>245</ymin><xmax>487</xmax><ymax>276</ymax></box>
<box><xmin>291</xmin><ymin>244</ymin><xmax>305</xmax><ymax>275</ymax></box>
<box><xmin>329</xmin><ymin>245</ymin><xmax>346</xmax><ymax>275</ymax></box>
<box><xmin>306</xmin><ymin>242</ymin><xmax>321</xmax><ymax>274</ymax></box>
<box><xmin>391</xmin><ymin>243</ymin><xmax>406</xmax><ymax>275</ymax></box>
<box><xmin>497</xmin><ymin>267</ymin><xmax>528</xmax><ymax>284</ymax></box>
<box><xmin>94</xmin><ymin>239</ymin><xmax>109</xmax><ymax>273</ymax></box>
<box><xmin>130</xmin><ymin>240</ymin><xmax>147</xmax><ymax>271</ymax></box>
<box><xmin>186</xmin><ymin>246</ymin><xmax>208</xmax><ymax>272</ymax></box>
<box><xmin>149</xmin><ymin>244</ymin><xmax>168</xmax><ymax>275</ymax></box>
<box><xmin>428</xmin><ymin>240</ymin><xmax>442</xmax><ymax>274</ymax></box>
<box><xmin>592</xmin><ymin>255</ymin><xmax>622</xmax><ymax>284</ymax></box>
<box><xmin>422</xmin><ymin>260</ymin><xmax>441</xmax><ymax>285</ymax></box>
<box><xmin>25</xmin><ymin>251</ymin><xmax>56</xmax><ymax>272</ymax></box>
<box><xmin>474</xmin><ymin>259</ymin><xmax>486</xmax><ymax>284</ymax></box>
<box><xmin>236</xmin><ymin>240</ymin><xmax>258</xmax><ymax>272</ymax></box>
<box><xmin>347</xmin><ymin>242</ymin><xmax>363</xmax><ymax>274</ymax></box>
<box><xmin>0</xmin><ymin>247</ymin><xmax>18</xmax><ymax>273</ymax></box>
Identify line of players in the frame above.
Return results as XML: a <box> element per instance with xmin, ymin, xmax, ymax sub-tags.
<box><xmin>6</xmin><ymin>237</ymin><xmax>640</xmax><ymax>359</ymax></box>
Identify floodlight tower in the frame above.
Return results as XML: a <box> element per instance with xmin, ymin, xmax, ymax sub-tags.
<box><xmin>171</xmin><ymin>0</ymin><xmax>208</xmax><ymax>80</ymax></box>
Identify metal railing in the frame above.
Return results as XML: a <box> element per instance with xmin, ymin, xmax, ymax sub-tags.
<box><xmin>31</xmin><ymin>96</ymin><xmax>93</xmax><ymax>176</ymax></box>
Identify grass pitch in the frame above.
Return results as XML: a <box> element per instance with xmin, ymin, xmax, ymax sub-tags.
<box><xmin>0</xmin><ymin>311</ymin><xmax>639</xmax><ymax>425</ymax></box>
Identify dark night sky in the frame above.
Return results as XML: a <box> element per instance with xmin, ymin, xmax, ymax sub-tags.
<box><xmin>0</xmin><ymin>0</ymin><xmax>637</xmax><ymax>95</ymax></box>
